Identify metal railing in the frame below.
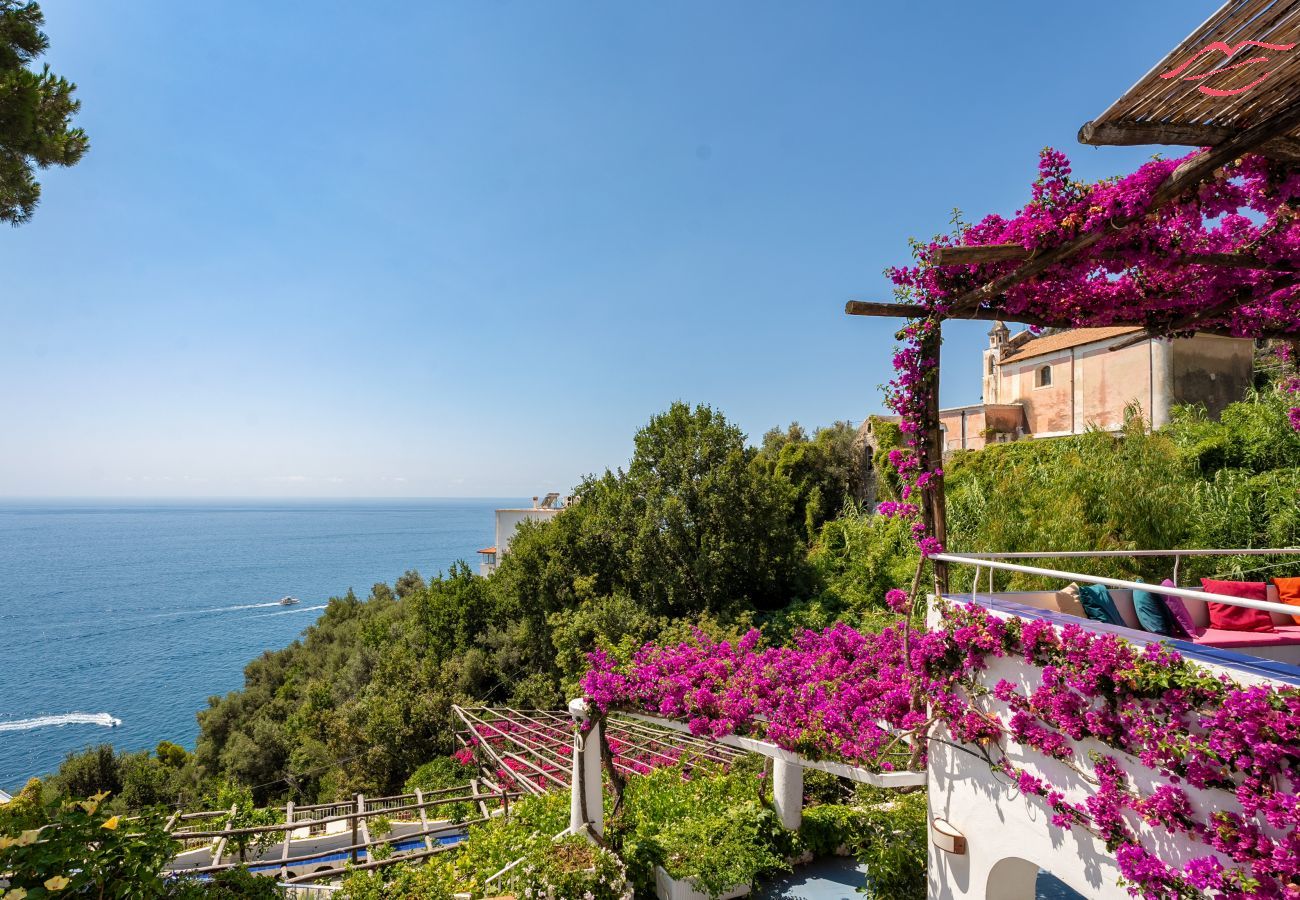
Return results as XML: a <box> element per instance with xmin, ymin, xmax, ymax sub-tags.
<box><xmin>944</xmin><ymin>548</ymin><xmax>1300</xmax><ymax>589</ymax></box>
<box><xmin>933</xmin><ymin>549</ymin><xmax>1300</xmax><ymax>618</ymax></box>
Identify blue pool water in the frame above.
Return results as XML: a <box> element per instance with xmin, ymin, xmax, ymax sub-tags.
<box><xmin>244</xmin><ymin>833</ymin><xmax>466</xmax><ymax>874</ymax></box>
<box><xmin>0</xmin><ymin>499</ymin><xmax>511</xmax><ymax>791</ymax></box>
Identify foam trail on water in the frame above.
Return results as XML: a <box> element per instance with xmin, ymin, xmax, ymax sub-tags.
<box><xmin>0</xmin><ymin>713</ymin><xmax>122</xmax><ymax>733</ymax></box>
<box><xmin>152</xmin><ymin>601</ymin><xmax>285</xmax><ymax>619</ymax></box>
<box><xmin>252</xmin><ymin>604</ymin><xmax>328</xmax><ymax>618</ymax></box>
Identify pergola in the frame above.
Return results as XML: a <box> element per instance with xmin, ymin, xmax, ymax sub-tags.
<box><xmin>846</xmin><ymin>0</ymin><xmax>1300</xmax><ymax>592</ymax></box>
<box><xmin>451</xmin><ymin>705</ymin><xmax>746</xmax><ymax>796</ymax></box>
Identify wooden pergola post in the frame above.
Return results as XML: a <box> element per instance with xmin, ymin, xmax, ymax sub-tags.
<box><xmin>919</xmin><ymin>322</ymin><xmax>948</xmax><ymax>594</ymax></box>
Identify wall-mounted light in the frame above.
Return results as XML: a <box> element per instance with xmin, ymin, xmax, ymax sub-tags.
<box><xmin>931</xmin><ymin>817</ymin><xmax>967</xmax><ymax>855</ymax></box>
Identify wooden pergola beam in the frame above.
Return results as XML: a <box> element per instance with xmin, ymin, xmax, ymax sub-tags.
<box><xmin>844</xmin><ymin>299</ymin><xmax>1299</xmax><ymax>342</ymax></box>
<box><xmin>930</xmin><ymin>244</ymin><xmax>1299</xmax><ymax>272</ymax></box>
<box><xmin>1078</xmin><ymin>120</ymin><xmax>1300</xmax><ymax>163</ymax></box>
<box><xmin>845</xmin><ymin>301</ymin><xmax>1056</xmax><ymax>331</ymax></box>
<box><xmin>1107</xmin><ymin>275</ymin><xmax>1300</xmax><ymax>351</ymax></box>
<box><xmin>944</xmin><ymin>100</ymin><xmax>1300</xmax><ymax>315</ymax></box>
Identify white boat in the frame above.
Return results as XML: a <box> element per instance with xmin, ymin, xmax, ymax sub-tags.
<box><xmin>278</xmin><ymin>596</ymin><xmax>300</xmax><ymax>606</ymax></box>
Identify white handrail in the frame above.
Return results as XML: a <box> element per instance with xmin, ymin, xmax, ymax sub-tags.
<box><xmin>932</xmin><ymin>552</ymin><xmax>1300</xmax><ymax>619</ymax></box>
<box><xmin>947</xmin><ymin>548</ymin><xmax>1299</xmax><ymax>559</ymax></box>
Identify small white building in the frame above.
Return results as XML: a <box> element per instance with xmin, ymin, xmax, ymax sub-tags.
<box><xmin>477</xmin><ymin>492</ymin><xmax>567</xmax><ymax>576</ymax></box>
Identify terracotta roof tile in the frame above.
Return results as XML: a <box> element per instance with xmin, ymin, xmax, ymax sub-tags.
<box><xmin>1000</xmin><ymin>327</ymin><xmax>1143</xmax><ymax>364</ymax></box>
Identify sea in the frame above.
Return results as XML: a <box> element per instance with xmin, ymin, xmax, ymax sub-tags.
<box><xmin>0</xmin><ymin>498</ymin><xmax>511</xmax><ymax>793</ymax></box>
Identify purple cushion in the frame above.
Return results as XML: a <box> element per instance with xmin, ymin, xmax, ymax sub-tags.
<box><xmin>1160</xmin><ymin>578</ymin><xmax>1199</xmax><ymax>639</ymax></box>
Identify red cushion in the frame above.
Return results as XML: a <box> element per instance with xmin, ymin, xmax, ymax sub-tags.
<box><xmin>1202</xmin><ymin>578</ymin><xmax>1274</xmax><ymax>633</ymax></box>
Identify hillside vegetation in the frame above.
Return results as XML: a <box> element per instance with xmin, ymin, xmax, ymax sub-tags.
<box><xmin>41</xmin><ymin>390</ymin><xmax>1300</xmax><ymax>810</ymax></box>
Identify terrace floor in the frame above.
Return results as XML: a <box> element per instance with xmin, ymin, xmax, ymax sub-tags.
<box><xmin>751</xmin><ymin>857</ymin><xmax>1084</xmax><ymax>899</ymax></box>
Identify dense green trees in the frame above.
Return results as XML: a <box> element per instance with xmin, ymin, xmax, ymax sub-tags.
<box><xmin>43</xmin><ymin>742</ymin><xmax>204</xmax><ymax>813</ymax></box>
<box><xmin>0</xmin><ymin>1</ymin><xmax>87</xmax><ymax>224</ymax></box>
<box><xmin>754</xmin><ymin>421</ymin><xmax>866</xmax><ymax>538</ymax></box>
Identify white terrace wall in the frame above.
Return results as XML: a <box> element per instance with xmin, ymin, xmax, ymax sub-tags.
<box><xmin>926</xmin><ymin>600</ymin><xmax>1290</xmax><ymax>900</ymax></box>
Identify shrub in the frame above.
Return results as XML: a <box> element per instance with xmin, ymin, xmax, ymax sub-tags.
<box><xmin>170</xmin><ymin>867</ymin><xmax>286</xmax><ymax>898</ymax></box>
<box><xmin>336</xmin><ymin>857</ymin><xmax>456</xmax><ymax>900</ymax></box>
<box><xmin>648</xmin><ymin>800</ymin><xmax>788</xmax><ymax>899</ymax></box>
<box><xmin>449</xmin><ymin>790</ymin><xmax>570</xmax><ymax>896</ymax></box>
<box><xmin>506</xmin><ymin>834</ymin><xmax>632</xmax><ymax>900</ymax></box>
<box><xmin>798</xmin><ymin>803</ymin><xmax>871</xmax><ymax>857</ymax></box>
<box><xmin>854</xmin><ymin>791</ymin><xmax>928</xmax><ymax>900</ymax></box>
<box><xmin>404</xmin><ymin>756</ymin><xmax>477</xmax><ymax>824</ymax></box>
<box><xmin>612</xmin><ymin>758</ymin><xmax>792</xmax><ymax>900</ymax></box>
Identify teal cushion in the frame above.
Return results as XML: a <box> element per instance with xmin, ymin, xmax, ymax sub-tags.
<box><xmin>1132</xmin><ymin>578</ymin><xmax>1173</xmax><ymax>635</ymax></box>
<box><xmin>1079</xmin><ymin>583</ymin><xmax>1125</xmax><ymax>626</ymax></box>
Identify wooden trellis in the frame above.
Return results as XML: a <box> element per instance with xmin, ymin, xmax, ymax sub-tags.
<box><xmin>451</xmin><ymin>705</ymin><xmax>745</xmax><ymax>796</ymax></box>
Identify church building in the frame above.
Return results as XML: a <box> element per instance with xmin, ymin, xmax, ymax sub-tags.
<box><xmin>863</xmin><ymin>324</ymin><xmax>1255</xmax><ymax>455</ymax></box>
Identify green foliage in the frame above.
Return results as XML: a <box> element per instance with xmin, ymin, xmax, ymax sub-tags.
<box><xmin>798</xmin><ymin>803</ymin><xmax>873</xmax><ymax>857</ymax></box>
<box><xmin>336</xmin><ymin>857</ymin><xmax>457</xmax><ymax>900</ymax></box>
<box><xmin>0</xmin><ymin>788</ymin><xmax>175</xmax><ymax>898</ymax></box>
<box><xmin>214</xmin><ymin>781</ymin><xmax>281</xmax><ymax>862</ymax></box>
<box><xmin>511</xmin><ymin>402</ymin><xmax>811</xmax><ymax>621</ymax></box>
<box><xmin>404</xmin><ymin>756</ymin><xmax>476</xmax><ymax>823</ymax></box>
<box><xmin>506</xmin><ymin>834</ymin><xmax>633</xmax><ymax>900</ymax></box>
<box><xmin>611</xmin><ymin>758</ymin><xmax>791</xmax><ymax>900</ymax></box>
<box><xmin>448</xmin><ymin>791</ymin><xmax>570</xmax><ymax>897</ymax></box>
<box><xmin>850</xmin><ymin>791</ymin><xmax>928</xmax><ymax>900</ymax></box>
<box><xmin>170</xmin><ymin>867</ymin><xmax>287</xmax><ymax>899</ymax></box>
<box><xmin>944</xmin><ymin>419</ymin><xmax>1196</xmax><ymax>583</ymax></box>
<box><xmin>811</xmin><ymin>393</ymin><xmax>1300</xmax><ymax>609</ymax></box>
<box><xmin>755</xmin><ymin>421</ymin><xmax>867</xmax><ymax>538</ymax></box>
<box><xmin>46</xmin><ymin>743</ymin><xmax>203</xmax><ymax>813</ymax></box>
<box><xmin>1168</xmin><ymin>390</ymin><xmax>1300</xmax><ymax>477</ymax></box>
<box><xmin>794</xmin><ymin>513</ymin><xmax>918</xmax><ymax>633</ymax></box>
<box><xmin>0</xmin><ymin>1</ymin><xmax>88</xmax><ymax>224</ymax></box>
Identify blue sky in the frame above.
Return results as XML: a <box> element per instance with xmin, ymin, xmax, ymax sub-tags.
<box><xmin>1</xmin><ymin>0</ymin><xmax>1210</xmax><ymax>497</ymax></box>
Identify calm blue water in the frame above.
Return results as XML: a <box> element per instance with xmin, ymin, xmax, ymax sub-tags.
<box><xmin>0</xmin><ymin>499</ymin><xmax>512</xmax><ymax>792</ymax></box>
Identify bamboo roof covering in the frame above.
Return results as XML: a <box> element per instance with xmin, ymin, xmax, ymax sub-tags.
<box><xmin>1081</xmin><ymin>0</ymin><xmax>1300</xmax><ymax>159</ymax></box>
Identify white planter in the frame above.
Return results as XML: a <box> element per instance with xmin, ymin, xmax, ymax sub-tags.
<box><xmin>653</xmin><ymin>865</ymin><xmax>750</xmax><ymax>900</ymax></box>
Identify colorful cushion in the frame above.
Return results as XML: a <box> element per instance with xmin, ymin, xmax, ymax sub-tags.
<box><xmin>1131</xmin><ymin>579</ymin><xmax>1172</xmax><ymax>635</ymax></box>
<box><xmin>1078</xmin><ymin>583</ymin><xmax>1125</xmax><ymax>627</ymax></box>
<box><xmin>1055</xmin><ymin>583</ymin><xmax>1086</xmax><ymax>618</ymax></box>
<box><xmin>1273</xmin><ymin>577</ymin><xmax>1300</xmax><ymax>625</ymax></box>
<box><xmin>1159</xmin><ymin>578</ymin><xmax>1198</xmax><ymax>639</ymax></box>
<box><xmin>1202</xmin><ymin>578</ymin><xmax>1274</xmax><ymax>633</ymax></box>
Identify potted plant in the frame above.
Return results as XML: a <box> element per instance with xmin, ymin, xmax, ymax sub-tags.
<box><xmin>646</xmin><ymin>802</ymin><xmax>787</xmax><ymax>900</ymax></box>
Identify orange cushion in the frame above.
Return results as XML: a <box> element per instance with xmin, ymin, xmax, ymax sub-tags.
<box><xmin>1273</xmin><ymin>577</ymin><xmax>1300</xmax><ymax>625</ymax></box>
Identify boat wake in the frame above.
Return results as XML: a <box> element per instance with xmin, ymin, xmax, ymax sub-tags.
<box><xmin>152</xmin><ymin>601</ymin><xmax>286</xmax><ymax>619</ymax></box>
<box><xmin>252</xmin><ymin>604</ymin><xmax>328</xmax><ymax>618</ymax></box>
<box><xmin>0</xmin><ymin>712</ymin><xmax>122</xmax><ymax>733</ymax></box>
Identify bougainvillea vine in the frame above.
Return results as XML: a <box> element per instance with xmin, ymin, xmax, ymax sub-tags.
<box><xmin>583</xmin><ymin>606</ymin><xmax>1300</xmax><ymax>898</ymax></box>
<box><xmin>881</xmin><ymin>148</ymin><xmax>1300</xmax><ymax>552</ymax></box>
